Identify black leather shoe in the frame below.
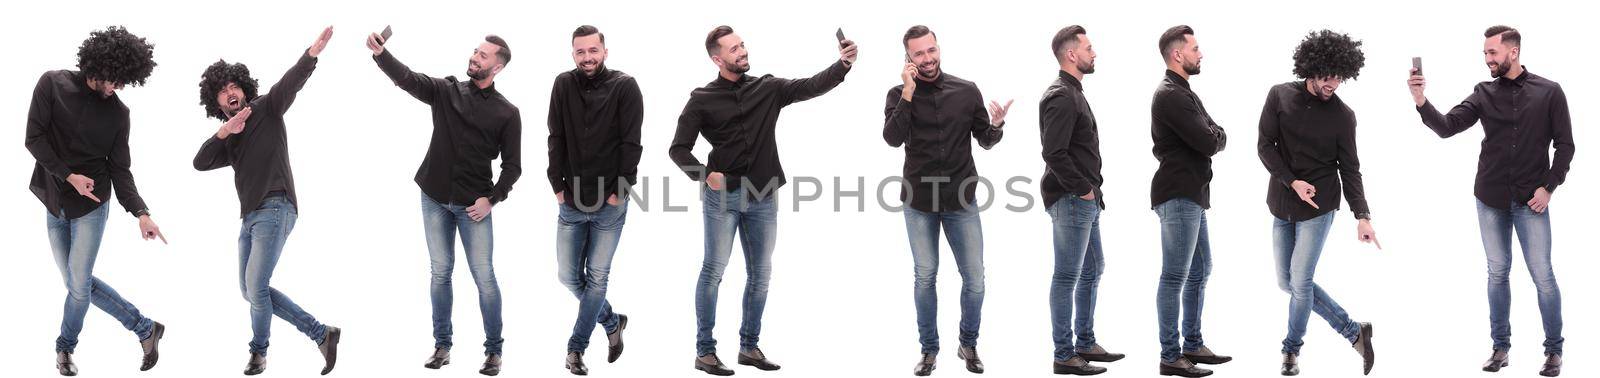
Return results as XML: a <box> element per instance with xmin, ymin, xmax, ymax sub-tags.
<box><xmin>914</xmin><ymin>353</ymin><xmax>936</xmax><ymax>376</ymax></box>
<box><xmin>1540</xmin><ymin>353</ymin><xmax>1562</xmax><ymax>377</ymax></box>
<box><xmin>958</xmin><ymin>346</ymin><xmax>985</xmax><ymax>373</ymax></box>
<box><xmin>1054</xmin><ymin>356</ymin><xmax>1107</xmax><ymax>375</ymax></box>
<box><xmin>244</xmin><ymin>353</ymin><xmax>267</xmax><ymax>376</ymax></box>
<box><xmin>1281</xmin><ymin>353</ymin><xmax>1299</xmax><ymax>376</ymax></box>
<box><xmin>1182</xmin><ymin>347</ymin><xmax>1232</xmax><ymax>365</ymax></box>
<box><xmin>1077</xmin><ymin>344</ymin><xmax>1125</xmax><ymax>363</ymax></box>
<box><xmin>1352</xmin><ymin>322</ymin><xmax>1374</xmax><ymax>375</ymax></box>
<box><xmin>1482</xmin><ymin>349</ymin><xmax>1509</xmax><ymax>372</ymax></box>
<box><xmin>695</xmin><ymin>354</ymin><xmax>735</xmax><ymax>376</ymax></box>
<box><xmin>1159</xmin><ymin>358</ymin><xmax>1213</xmax><ymax>377</ymax></box>
<box><xmin>424</xmin><ymin>347</ymin><xmax>451</xmax><ymax>369</ymax></box>
<box><xmin>57</xmin><ymin>352</ymin><xmax>77</xmax><ymax>376</ymax></box>
<box><xmin>479</xmin><ymin>353</ymin><xmax>502</xmax><ymax>376</ymax></box>
<box><xmin>738</xmin><ymin>348</ymin><xmax>781</xmax><ymax>371</ymax></box>
<box><xmin>607</xmin><ymin>314</ymin><xmax>628</xmax><ymax>363</ymax></box>
<box><xmin>319</xmin><ymin>326</ymin><xmax>341</xmax><ymax>375</ymax></box>
<box><xmin>140</xmin><ymin>322</ymin><xmax>165</xmax><ymax>371</ymax></box>
<box><xmin>567</xmin><ymin>351</ymin><xmax>589</xmax><ymax>375</ymax></box>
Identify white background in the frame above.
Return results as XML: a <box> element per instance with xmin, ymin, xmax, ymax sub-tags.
<box><xmin>1</xmin><ymin>0</ymin><xmax>1591</xmax><ymax>377</ymax></box>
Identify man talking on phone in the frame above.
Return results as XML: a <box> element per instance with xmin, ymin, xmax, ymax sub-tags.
<box><xmin>1407</xmin><ymin>25</ymin><xmax>1572</xmax><ymax>377</ymax></box>
<box><xmin>668</xmin><ymin>25</ymin><xmax>856</xmax><ymax>376</ymax></box>
<box><xmin>883</xmin><ymin>25</ymin><xmax>1010</xmax><ymax>377</ymax></box>
<box><xmin>368</xmin><ymin>28</ymin><xmax>523</xmax><ymax>376</ymax></box>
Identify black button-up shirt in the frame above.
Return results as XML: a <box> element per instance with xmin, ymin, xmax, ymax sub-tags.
<box><xmin>1416</xmin><ymin>67</ymin><xmax>1574</xmax><ymax>210</ymax></box>
<box><xmin>374</xmin><ymin>50</ymin><xmax>522</xmax><ymax>206</ymax></box>
<box><xmin>670</xmin><ymin>60</ymin><xmax>851</xmax><ymax>196</ymax></box>
<box><xmin>1039</xmin><ymin>71</ymin><xmax>1103</xmax><ymax>210</ymax></box>
<box><xmin>1258</xmin><ymin>81</ymin><xmax>1370</xmax><ymax>222</ymax></box>
<box><xmin>26</xmin><ymin>70</ymin><xmax>150</xmax><ymax>219</ymax></box>
<box><xmin>883</xmin><ymin>73</ymin><xmax>1004</xmax><ymax>213</ymax></box>
<box><xmin>547</xmin><ymin>66</ymin><xmax>644</xmax><ymax>211</ymax></box>
<box><xmin>1150</xmin><ymin>70</ymin><xmax>1228</xmax><ymax>209</ymax></box>
<box><xmin>194</xmin><ymin>51</ymin><xmax>317</xmax><ymax>217</ymax></box>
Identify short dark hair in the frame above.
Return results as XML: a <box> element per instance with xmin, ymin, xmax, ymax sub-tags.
<box><xmin>1292</xmin><ymin>29</ymin><xmax>1365</xmax><ymax>80</ymax></box>
<box><xmin>1158</xmin><ymin>25</ymin><xmax>1194</xmax><ymax>60</ymax></box>
<box><xmin>77</xmin><ymin>26</ymin><xmax>157</xmax><ymax>86</ymax></box>
<box><xmin>903</xmin><ymin>25</ymin><xmax>936</xmax><ymax>48</ymax></box>
<box><xmin>485</xmin><ymin>34</ymin><xmax>511</xmax><ymax>65</ymax></box>
<box><xmin>1485</xmin><ymin>25</ymin><xmax>1520</xmax><ymax>47</ymax></box>
<box><xmin>1052</xmin><ymin>25</ymin><xmax>1088</xmax><ymax>62</ymax></box>
<box><xmin>573</xmin><ymin>25</ymin><xmax>605</xmax><ymax>45</ymax></box>
<box><xmin>198</xmin><ymin>60</ymin><xmax>259</xmax><ymax>121</ymax></box>
<box><xmin>705</xmin><ymin>25</ymin><xmax>735</xmax><ymax>56</ymax></box>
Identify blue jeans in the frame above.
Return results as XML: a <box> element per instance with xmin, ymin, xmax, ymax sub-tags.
<box><xmin>1047</xmin><ymin>197</ymin><xmax>1103</xmax><ymax>360</ymax></box>
<box><xmin>1273</xmin><ymin>211</ymin><xmax>1360</xmax><ymax>355</ymax></box>
<box><xmin>421</xmin><ymin>193</ymin><xmax>503</xmax><ymax>355</ymax></box>
<box><xmin>238</xmin><ymin>195</ymin><xmax>327</xmax><ymax>354</ymax></box>
<box><xmin>556</xmin><ymin>200</ymin><xmax>627</xmax><ymax>353</ymax></box>
<box><xmin>1154</xmin><ymin>198</ymin><xmax>1212</xmax><ymax>362</ymax></box>
<box><xmin>905</xmin><ymin>205</ymin><xmax>985</xmax><ymax>355</ymax></box>
<box><xmin>46</xmin><ymin>203</ymin><xmax>155</xmax><ymax>353</ymax></box>
<box><xmin>1476</xmin><ymin>200</ymin><xmax>1563</xmax><ymax>355</ymax></box>
<box><xmin>695</xmin><ymin>186</ymin><xmax>777</xmax><ymax>356</ymax></box>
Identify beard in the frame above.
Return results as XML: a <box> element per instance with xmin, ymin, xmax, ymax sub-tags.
<box><xmin>1182</xmin><ymin>59</ymin><xmax>1201</xmax><ymax>75</ymax></box>
<box><xmin>467</xmin><ymin>61</ymin><xmax>491</xmax><ymax>81</ymax></box>
<box><xmin>1488</xmin><ymin>57</ymin><xmax>1511</xmax><ymax>78</ymax></box>
<box><xmin>1078</xmin><ymin>59</ymin><xmax>1096</xmax><ymax>75</ymax></box>
<box><xmin>579</xmin><ymin>60</ymin><xmax>603</xmax><ymax>76</ymax></box>
<box><xmin>917</xmin><ymin>60</ymin><xmax>941</xmax><ymax>80</ymax></box>
<box><xmin>728</xmin><ymin>57</ymin><xmax>750</xmax><ymax>74</ymax></box>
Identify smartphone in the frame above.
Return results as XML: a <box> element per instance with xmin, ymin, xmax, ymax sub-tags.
<box><xmin>378</xmin><ymin>25</ymin><xmax>393</xmax><ymax>45</ymax></box>
<box><xmin>835</xmin><ymin>28</ymin><xmax>846</xmax><ymax>42</ymax></box>
<box><xmin>1411</xmin><ymin>57</ymin><xmax>1422</xmax><ymax>76</ymax></box>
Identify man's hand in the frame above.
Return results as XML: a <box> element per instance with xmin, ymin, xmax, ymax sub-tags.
<box><xmin>988</xmin><ymin>99</ymin><xmax>1014</xmax><ymax>127</ymax></box>
<box><xmin>555</xmin><ymin>191</ymin><xmax>566</xmax><ymax>204</ymax></box>
<box><xmin>1357</xmin><ymin>219</ymin><xmax>1381</xmax><ymax>250</ymax></box>
<box><xmin>1408</xmin><ymin>68</ymin><xmax>1427</xmax><ymax>107</ymax></box>
<box><xmin>138</xmin><ymin>215</ymin><xmax>167</xmax><ymax>244</ymax></box>
<box><xmin>308</xmin><ymin>26</ymin><xmax>333</xmax><ymax>58</ymax></box>
<box><xmin>706</xmin><ymin>172</ymin><xmax>726</xmax><ymax>191</ymax></box>
<box><xmin>607</xmin><ymin>194</ymin><xmax>622</xmax><ymax>207</ymax></box>
<box><xmin>1079</xmin><ymin>190</ymin><xmax>1096</xmax><ymax>201</ymax></box>
<box><xmin>1291</xmin><ymin>180</ymin><xmax>1319</xmax><ymax>209</ymax></box>
<box><xmin>900</xmin><ymin>63</ymin><xmax>918</xmax><ymax>102</ymax></box>
<box><xmin>366</xmin><ymin>32</ymin><xmax>386</xmax><ymax>56</ymax></box>
<box><xmin>466</xmin><ymin>197</ymin><xmax>492</xmax><ymax>222</ymax></box>
<box><xmin>839</xmin><ymin>39</ymin><xmax>858</xmax><ymax>67</ymax></box>
<box><xmin>1528</xmin><ymin>187</ymin><xmax>1552</xmax><ymax>213</ymax></box>
<box><xmin>66</xmin><ymin>173</ymin><xmax>100</xmax><ymax>203</ymax></box>
<box><xmin>216</xmin><ymin>107</ymin><xmax>252</xmax><ymax>139</ymax></box>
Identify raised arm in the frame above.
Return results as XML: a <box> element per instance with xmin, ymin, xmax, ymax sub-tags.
<box><xmin>368</xmin><ymin>32</ymin><xmax>447</xmax><ymax>104</ymax></box>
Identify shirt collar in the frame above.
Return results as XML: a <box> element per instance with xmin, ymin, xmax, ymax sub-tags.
<box><xmin>576</xmin><ymin>65</ymin><xmax>612</xmax><ymax>88</ymax></box>
<box><xmin>712</xmin><ymin>72</ymin><xmax>750</xmax><ymax>89</ymax></box>
<box><xmin>1058</xmin><ymin>70</ymin><xmax>1083</xmax><ymax>90</ymax></box>
<box><xmin>913</xmin><ymin>71</ymin><xmax>946</xmax><ymax>89</ymax></box>
<box><xmin>1164</xmin><ymin>69</ymin><xmax>1190</xmax><ymax>90</ymax></box>
<box><xmin>470</xmin><ymin>81</ymin><xmax>498</xmax><ymax>98</ymax></box>
<box><xmin>1496</xmin><ymin>65</ymin><xmax>1532</xmax><ymax>87</ymax></box>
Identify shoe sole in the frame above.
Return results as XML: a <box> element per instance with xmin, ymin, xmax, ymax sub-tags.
<box><xmin>696</xmin><ymin>365</ymin><xmax>735</xmax><ymax>376</ymax></box>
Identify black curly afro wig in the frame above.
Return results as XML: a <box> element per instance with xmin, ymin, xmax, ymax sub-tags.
<box><xmin>198</xmin><ymin>60</ymin><xmax>259</xmax><ymax>121</ymax></box>
<box><xmin>76</xmin><ymin>26</ymin><xmax>157</xmax><ymax>86</ymax></box>
<box><xmin>1292</xmin><ymin>29</ymin><xmax>1365</xmax><ymax>81</ymax></box>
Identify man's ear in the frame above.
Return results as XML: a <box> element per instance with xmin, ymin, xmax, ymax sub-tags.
<box><xmin>711</xmin><ymin>55</ymin><xmax>725</xmax><ymax>68</ymax></box>
<box><xmin>492</xmin><ymin>63</ymin><xmax>505</xmax><ymax>76</ymax></box>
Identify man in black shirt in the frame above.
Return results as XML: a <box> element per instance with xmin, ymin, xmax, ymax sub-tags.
<box><xmin>1407</xmin><ymin>25</ymin><xmax>1572</xmax><ymax>377</ymax></box>
<box><xmin>547</xmin><ymin>25</ymin><xmax>642</xmax><ymax>375</ymax></box>
<box><xmin>883</xmin><ymin>25</ymin><xmax>1010</xmax><ymax>377</ymax></box>
<box><xmin>1039</xmin><ymin>25</ymin><xmax>1121</xmax><ymax>376</ymax></box>
<box><xmin>26</xmin><ymin>26</ymin><xmax>168</xmax><ymax>377</ymax></box>
<box><xmin>1149</xmin><ymin>25</ymin><xmax>1230</xmax><ymax>378</ymax></box>
<box><xmin>193</xmin><ymin>27</ymin><xmax>341</xmax><ymax>376</ymax></box>
<box><xmin>671</xmin><ymin>25</ymin><xmax>856</xmax><ymax>376</ymax></box>
<box><xmin>368</xmin><ymin>30</ymin><xmax>522</xmax><ymax>376</ymax></box>
<box><xmin>1257</xmin><ymin>30</ymin><xmax>1379</xmax><ymax>376</ymax></box>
